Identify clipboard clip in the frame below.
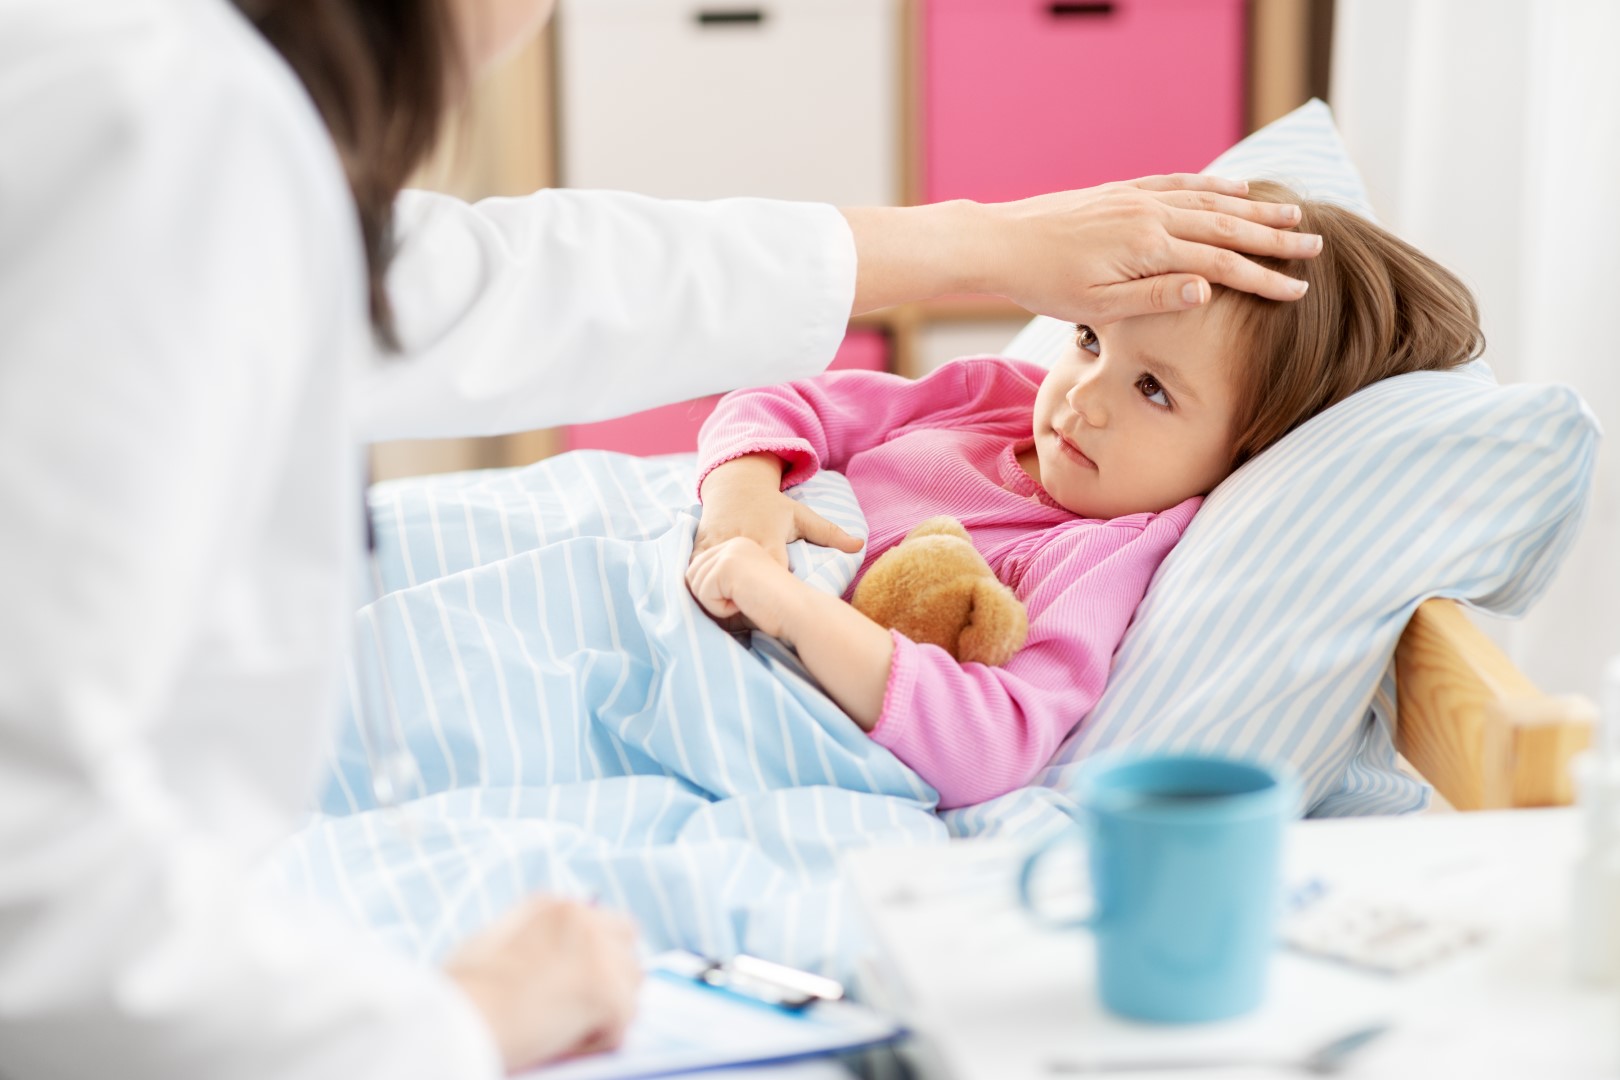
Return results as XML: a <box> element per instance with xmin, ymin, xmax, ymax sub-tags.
<box><xmin>682</xmin><ymin>952</ymin><xmax>846</xmax><ymax>1011</ymax></box>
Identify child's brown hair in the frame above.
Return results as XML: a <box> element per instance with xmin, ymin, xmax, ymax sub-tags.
<box><xmin>1215</xmin><ymin>180</ymin><xmax>1486</xmax><ymax>468</ymax></box>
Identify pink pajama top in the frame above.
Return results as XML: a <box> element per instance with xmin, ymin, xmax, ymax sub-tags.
<box><xmin>696</xmin><ymin>357</ymin><xmax>1199</xmax><ymax>808</ymax></box>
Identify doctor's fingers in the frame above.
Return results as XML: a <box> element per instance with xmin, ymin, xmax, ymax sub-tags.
<box><xmin>443</xmin><ymin>897</ymin><xmax>642</xmax><ymax>1069</ymax></box>
<box><xmin>537</xmin><ymin>901</ymin><xmax>642</xmax><ymax>1002</ymax></box>
<box><xmin>1160</xmin><ymin>205</ymin><xmax>1321</xmax><ymax>263</ymax></box>
<box><xmin>1153</xmin><ymin>188</ymin><xmax>1310</xmax><ymax>231</ymax></box>
<box><xmin>569</xmin><ymin>1019</ymin><xmax>635</xmax><ymax>1059</ymax></box>
<box><xmin>545</xmin><ymin>910</ymin><xmax>643</xmax><ymax>1059</ymax></box>
<box><xmin>1161</xmin><ymin>236</ymin><xmax>1313</xmax><ymax>303</ymax></box>
<box><xmin>579</xmin><ymin>932</ymin><xmax>644</xmax><ymax>1051</ymax></box>
<box><xmin>1121</xmin><ymin>172</ymin><xmax>1252</xmax><ymax>198</ymax></box>
<box><xmin>577</xmin><ymin>908</ymin><xmax>643</xmax><ymax>1007</ymax></box>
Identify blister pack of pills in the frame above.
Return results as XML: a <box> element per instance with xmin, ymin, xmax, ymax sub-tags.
<box><xmin>1282</xmin><ymin>881</ymin><xmax>1489</xmax><ymax>975</ymax></box>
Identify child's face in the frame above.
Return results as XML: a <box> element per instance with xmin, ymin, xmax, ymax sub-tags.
<box><xmin>1026</xmin><ymin>304</ymin><xmax>1241</xmax><ymax>519</ymax></box>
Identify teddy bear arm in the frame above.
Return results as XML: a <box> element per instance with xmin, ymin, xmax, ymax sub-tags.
<box><xmin>955</xmin><ymin>578</ymin><xmax>1030</xmax><ymax>668</ymax></box>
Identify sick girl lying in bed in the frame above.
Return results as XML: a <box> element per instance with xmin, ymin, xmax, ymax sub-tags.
<box><xmin>685</xmin><ymin>181</ymin><xmax>1485</xmax><ymax>809</ymax></box>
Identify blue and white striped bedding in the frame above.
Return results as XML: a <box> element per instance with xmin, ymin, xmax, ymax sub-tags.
<box><xmin>331</xmin><ymin>455</ymin><xmax>929</xmax><ymax>812</ymax></box>
<box><xmin>270</xmin><ymin>453</ymin><xmax>960</xmax><ymax>978</ymax></box>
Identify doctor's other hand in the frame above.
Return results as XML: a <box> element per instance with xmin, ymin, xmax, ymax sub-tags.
<box><xmin>693</xmin><ymin>452</ymin><xmax>863</xmax><ymax>569</ymax></box>
<box><xmin>444</xmin><ymin>896</ymin><xmax>642</xmax><ymax>1072</ymax></box>
<box><xmin>982</xmin><ymin>174</ymin><xmax>1321</xmax><ymax>323</ymax></box>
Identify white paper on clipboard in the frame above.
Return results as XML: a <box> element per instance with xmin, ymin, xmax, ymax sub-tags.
<box><xmin>521</xmin><ymin>953</ymin><xmax>904</xmax><ymax>1080</ymax></box>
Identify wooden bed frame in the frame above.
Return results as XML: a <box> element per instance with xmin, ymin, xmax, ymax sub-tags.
<box><xmin>1395</xmin><ymin>599</ymin><xmax>1596</xmax><ymax>810</ymax></box>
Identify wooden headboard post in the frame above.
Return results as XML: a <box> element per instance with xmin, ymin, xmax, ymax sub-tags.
<box><xmin>1394</xmin><ymin>598</ymin><xmax>1597</xmax><ymax>810</ymax></box>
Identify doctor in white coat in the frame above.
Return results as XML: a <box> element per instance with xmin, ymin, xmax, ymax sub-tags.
<box><xmin>0</xmin><ymin>0</ymin><xmax>1320</xmax><ymax>1076</ymax></box>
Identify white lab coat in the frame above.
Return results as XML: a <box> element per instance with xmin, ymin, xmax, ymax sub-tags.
<box><xmin>0</xmin><ymin>1</ymin><xmax>855</xmax><ymax>1077</ymax></box>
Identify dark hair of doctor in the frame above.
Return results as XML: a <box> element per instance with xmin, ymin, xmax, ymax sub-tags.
<box><xmin>231</xmin><ymin>0</ymin><xmax>461</xmax><ymax>350</ymax></box>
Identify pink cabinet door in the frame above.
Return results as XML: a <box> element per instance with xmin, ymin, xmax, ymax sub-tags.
<box><xmin>564</xmin><ymin>329</ymin><xmax>889</xmax><ymax>456</ymax></box>
<box><xmin>922</xmin><ymin>0</ymin><xmax>1246</xmax><ymax>206</ymax></box>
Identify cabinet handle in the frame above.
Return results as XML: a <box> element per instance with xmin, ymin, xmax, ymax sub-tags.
<box><xmin>1048</xmin><ymin>2</ymin><xmax>1116</xmax><ymax>16</ymax></box>
<box><xmin>696</xmin><ymin>8</ymin><xmax>766</xmax><ymax>26</ymax></box>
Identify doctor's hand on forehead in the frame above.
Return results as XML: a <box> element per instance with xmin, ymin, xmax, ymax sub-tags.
<box><xmin>841</xmin><ymin>173</ymin><xmax>1320</xmax><ymax>325</ymax></box>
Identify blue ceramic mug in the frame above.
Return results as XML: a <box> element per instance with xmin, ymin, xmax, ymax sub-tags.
<box><xmin>1019</xmin><ymin>752</ymin><xmax>1299</xmax><ymax>1023</ymax></box>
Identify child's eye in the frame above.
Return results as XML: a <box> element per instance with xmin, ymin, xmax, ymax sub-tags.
<box><xmin>1074</xmin><ymin>324</ymin><xmax>1100</xmax><ymax>355</ymax></box>
<box><xmin>1137</xmin><ymin>374</ymin><xmax>1171</xmax><ymax>409</ymax></box>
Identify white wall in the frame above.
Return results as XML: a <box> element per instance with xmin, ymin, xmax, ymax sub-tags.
<box><xmin>1333</xmin><ymin>0</ymin><xmax>1620</xmax><ymax>701</ymax></box>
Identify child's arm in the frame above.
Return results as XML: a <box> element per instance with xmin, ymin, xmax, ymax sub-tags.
<box><xmin>689</xmin><ymin>501</ymin><xmax>1202</xmax><ymax>808</ymax></box>
<box><xmin>694</xmin><ymin>360</ymin><xmax>1031</xmax><ymax>566</ymax></box>
<box><xmin>867</xmin><ymin>507</ymin><xmax>1198</xmax><ymax>807</ymax></box>
<box><xmin>696</xmin><ymin>360</ymin><xmax>1030</xmax><ymax>499</ymax></box>
<box><xmin>696</xmin><ymin>453</ymin><xmax>864</xmax><ymax>574</ymax></box>
<box><xmin>686</xmin><ymin>537</ymin><xmax>892</xmax><ymax>727</ymax></box>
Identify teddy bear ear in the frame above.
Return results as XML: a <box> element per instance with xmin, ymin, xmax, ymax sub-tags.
<box><xmin>956</xmin><ymin>579</ymin><xmax>1029</xmax><ymax>667</ymax></box>
<box><xmin>905</xmin><ymin>516</ymin><xmax>971</xmax><ymax>543</ymax></box>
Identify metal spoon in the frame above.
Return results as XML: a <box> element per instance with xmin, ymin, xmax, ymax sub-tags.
<box><xmin>1046</xmin><ymin>1022</ymin><xmax>1391</xmax><ymax>1075</ymax></box>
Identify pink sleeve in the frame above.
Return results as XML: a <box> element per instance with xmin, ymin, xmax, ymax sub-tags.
<box><xmin>694</xmin><ymin>359</ymin><xmax>1034</xmax><ymax>498</ymax></box>
<box><xmin>869</xmin><ymin>498</ymin><xmax>1200</xmax><ymax>809</ymax></box>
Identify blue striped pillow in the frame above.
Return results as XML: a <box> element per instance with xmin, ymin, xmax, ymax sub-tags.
<box><xmin>1006</xmin><ymin>101</ymin><xmax>1601</xmax><ymax>815</ymax></box>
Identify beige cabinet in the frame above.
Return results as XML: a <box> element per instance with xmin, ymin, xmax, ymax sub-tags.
<box><xmin>557</xmin><ymin>0</ymin><xmax>901</xmax><ymax>205</ymax></box>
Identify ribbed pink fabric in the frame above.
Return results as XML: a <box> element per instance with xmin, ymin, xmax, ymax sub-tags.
<box><xmin>697</xmin><ymin>358</ymin><xmax>1199</xmax><ymax>808</ymax></box>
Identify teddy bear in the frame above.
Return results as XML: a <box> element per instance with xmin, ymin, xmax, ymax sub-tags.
<box><xmin>850</xmin><ymin>516</ymin><xmax>1028</xmax><ymax>667</ymax></box>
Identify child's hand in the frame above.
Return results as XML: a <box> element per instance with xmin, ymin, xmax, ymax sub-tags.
<box><xmin>691</xmin><ymin>537</ymin><xmax>896</xmax><ymax>730</ymax></box>
<box><xmin>694</xmin><ymin>491</ymin><xmax>862</xmax><ymax>568</ymax></box>
<box><xmin>686</xmin><ymin>536</ymin><xmax>805</xmax><ymax>641</ymax></box>
<box><xmin>694</xmin><ymin>454</ymin><xmax>863</xmax><ymax>569</ymax></box>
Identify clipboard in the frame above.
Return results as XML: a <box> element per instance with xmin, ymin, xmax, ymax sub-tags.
<box><xmin>521</xmin><ymin>951</ymin><xmax>905</xmax><ymax>1080</ymax></box>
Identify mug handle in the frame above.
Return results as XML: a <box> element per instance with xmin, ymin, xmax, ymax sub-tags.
<box><xmin>1018</xmin><ymin>828</ymin><xmax>1096</xmax><ymax>931</ymax></box>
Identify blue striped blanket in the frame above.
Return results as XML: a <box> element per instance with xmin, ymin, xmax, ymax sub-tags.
<box><xmin>268</xmin><ymin>451</ymin><xmax>1082</xmax><ymax>979</ymax></box>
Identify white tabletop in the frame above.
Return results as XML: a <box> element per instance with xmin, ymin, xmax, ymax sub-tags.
<box><xmin>844</xmin><ymin>809</ymin><xmax>1620</xmax><ymax>1079</ymax></box>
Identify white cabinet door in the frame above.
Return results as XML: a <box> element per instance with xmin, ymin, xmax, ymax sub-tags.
<box><xmin>558</xmin><ymin>0</ymin><xmax>900</xmax><ymax>205</ymax></box>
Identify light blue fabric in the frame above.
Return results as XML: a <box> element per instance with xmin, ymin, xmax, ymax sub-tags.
<box><xmin>272</xmin><ymin>453</ymin><xmax>948</xmax><ymax>978</ymax></box>
<box><xmin>1002</xmin><ymin>99</ymin><xmax>1601</xmax><ymax>816</ymax></box>
<box><xmin>334</xmin><ymin>454</ymin><xmax>927</xmax><ymax>813</ymax></box>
